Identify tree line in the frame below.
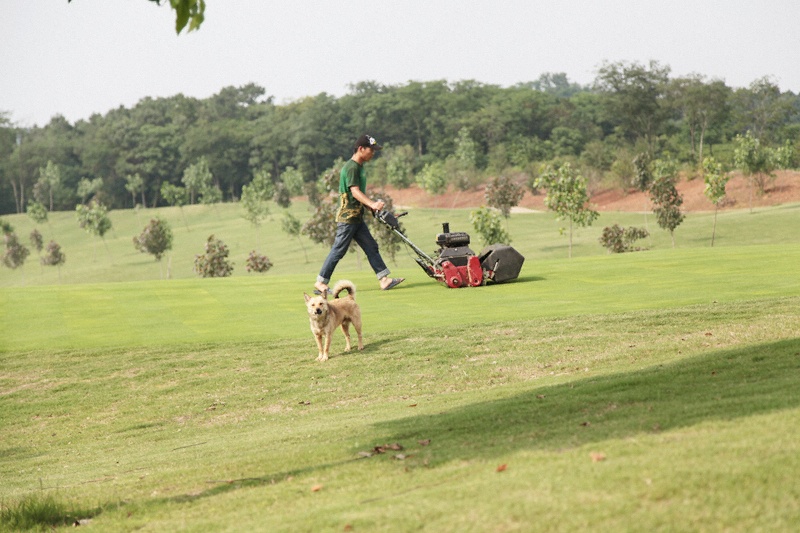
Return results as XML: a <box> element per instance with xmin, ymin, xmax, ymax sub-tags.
<box><xmin>1</xmin><ymin>60</ymin><xmax>799</xmax><ymax>216</ymax></box>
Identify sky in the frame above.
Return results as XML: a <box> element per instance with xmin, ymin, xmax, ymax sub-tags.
<box><xmin>3</xmin><ymin>0</ymin><xmax>800</xmax><ymax>128</ymax></box>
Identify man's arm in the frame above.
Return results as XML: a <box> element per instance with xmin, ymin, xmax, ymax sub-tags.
<box><xmin>350</xmin><ymin>186</ymin><xmax>385</xmax><ymax>212</ymax></box>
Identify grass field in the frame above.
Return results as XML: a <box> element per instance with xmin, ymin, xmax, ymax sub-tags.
<box><xmin>2</xmin><ymin>201</ymin><xmax>800</xmax><ymax>531</ymax></box>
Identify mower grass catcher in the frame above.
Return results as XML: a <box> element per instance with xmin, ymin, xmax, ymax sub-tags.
<box><xmin>374</xmin><ymin>210</ymin><xmax>524</xmax><ymax>288</ymax></box>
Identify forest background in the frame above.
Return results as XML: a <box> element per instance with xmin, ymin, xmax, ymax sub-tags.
<box><xmin>1</xmin><ymin>60</ymin><xmax>799</xmax><ymax>217</ymax></box>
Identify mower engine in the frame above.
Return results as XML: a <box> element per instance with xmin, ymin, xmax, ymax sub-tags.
<box><xmin>375</xmin><ymin>210</ymin><xmax>525</xmax><ymax>288</ymax></box>
<box><xmin>432</xmin><ymin>223</ymin><xmax>483</xmax><ymax>288</ymax></box>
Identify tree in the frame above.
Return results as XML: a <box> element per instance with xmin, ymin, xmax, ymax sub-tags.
<box><xmin>535</xmin><ymin>162</ymin><xmax>599</xmax><ymax>258</ymax></box>
<box><xmin>75</xmin><ymin>200</ymin><xmax>113</xmax><ymax>260</ymax></box>
<box><xmin>702</xmin><ymin>156</ymin><xmax>730</xmax><ymax>246</ymax></box>
<box><xmin>416</xmin><ymin>161</ymin><xmax>448</xmax><ymax>196</ymax></box>
<box><xmin>194</xmin><ymin>234</ymin><xmax>233</xmax><ymax>277</ymax></box>
<box><xmin>77</xmin><ymin>177</ymin><xmax>103</xmax><ymax>204</ymax></box>
<box><xmin>594</xmin><ymin>60</ymin><xmax>671</xmax><ymax>149</ymax></box>
<box><xmin>599</xmin><ymin>224</ymin><xmax>649</xmax><ymax>253</ymax></box>
<box><xmin>485</xmin><ymin>175</ymin><xmax>524</xmax><ymax>219</ymax></box>
<box><xmin>453</xmin><ymin>127</ymin><xmax>479</xmax><ymax>190</ymax></box>
<box><xmin>68</xmin><ymin>0</ymin><xmax>205</xmax><ymax>34</ymax></box>
<box><xmin>41</xmin><ymin>240</ymin><xmax>66</xmax><ymax>282</ymax></box>
<box><xmin>27</xmin><ymin>201</ymin><xmax>48</xmax><ymax>226</ymax></box>
<box><xmin>133</xmin><ymin>218</ymin><xmax>173</xmax><ymax>261</ymax></box>
<box><xmin>649</xmin><ymin>159</ymin><xmax>685</xmax><ymax>247</ymax></box>
<box><xmin>125</xmin><ymin>173</ymin><xmax>145</xmax><ymax>207</ymax></box>
<box><xmin>281</xmin><ymin>212</ymin><xmax>308</xmax><ymax>263</ymax></box>
<box><xmin>668</xmin><ymin>75</ymin><xmax>730</xmax><ymax>165</ymax></box>
<box><xmin>279</xmin><ymin>166</ymin><xmax>304</xmax><ymax>197</ymax></box>
<box><xmin>469</xmin><ymin>207</ymin><xmax>511</xmax><ymax>247</ymax></box>
<box><xmin>385</xmin><ymin>144</ymin><xmax>416</xmax><ymax>188</ymax></box>
<box><xmin>160</xmin><ymin>182</ymin><xmax>189</xmax><ymax>229</ymax></box>
<box><xmin>35</xmin><ymin>161</ymin><xmax>62</xmax><ymax>212</ymax></box>
<box><xmin>3</xmin><ymin>231</ymin><xmax>30</xmax><ymax>272</ymax></box>
<box><xmin>240</xmin><ymin>170</ymin><xmax>273</xmax><ymax>248</ymax></box>
<box><xmin>733</xmin><ymin>131</ymin><xmax>773</xmax><ymax>210</ymax></box>
<box><xmin>182</xmin><ymin>157</ymin><xmax>213</xmax><ymax>205</ymax></box>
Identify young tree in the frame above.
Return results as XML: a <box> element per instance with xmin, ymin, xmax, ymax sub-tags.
<box><xmin>469</xmin><ymin>206</ymin><xmax>511</xmax><ymax>247</ymax></box>
<box><xmin>133</xmin><ymin>218</ymin><xmax>174</xmax><ymax>279</ymax></box>
<box><xmin>485</xmin><ymin>175</ymin><xmax>524</xmax><ymax>220</ymax></box>
<box><xmin>35</xmin><ymin>161</ymin><xmax>62</xmax><ymax>212</ymax></box>
<box><xmin>734</xmin><ymin>131</ymin><xmax>772</xmax><ymax>211</ymax></box>
<box><xmin>281</xmin><ymin>211</ymin><xmax>309</xmax><ymax>263</ymax></box>
<box><xmin>385</xmin><ymin>144</ymin><xmax>416</xmax><ymax>188</ymax></box>
<box><xmin>279</xmin><ymin>166</ymin><xmax>305</xmax><ymax>197</ymax></box>
<box><xmin>3</xmin><ymin>229</ymin><xmax>30</xmax><ymax>283</ymax></box>
<box><xmin>194</xmin><ymin>234</ymin><xmax>233</xmax><ymax>277</ymax></box>
<box><xmin>125</xmin><ymin>173</ymin><xmax>145</xmax><ymax>207</ymax></box>
<box><xmin>649</xmin><ymin>159</ymin><xmax>685</xmax><ymax>247</ymax></box>
<box><xmin>599</xmin><ymin>224</ymin><xmax>649</xmax><ymax>253</ymax></box>
<box><xmin>453</xmin><ymin>127</ymin><xmax>479</xmax><ymax>190</ymax></box>
<box><xmin>182</xmin><ymin>157</ymin><xmax>213</xmax><ymax>205</ymax></box>
<box><xmin>241</xmin><ymin>170</ymin><xmax>273</xmax><ymax>249</ymax></box>
<box><xmin>75</xmin><ymin>200</ymin><xmax>113</xmax><ymax>260</ymax></box>
<box><xmin>160</xmin><ymin>182</ymin><xmax>190</xmax><ymax>230</ymax></box>
<box><xmin>416</xmin><ymin>161</ymin><xmax>448</xmax><ymax>196</ymax></box>
<box><xmin>702</xmin><ymin>156</ymin><xmax>730</xmax><ymax>246</ymax></box>
<box><xmin>77</xmin><ymin>177</ymin><xmax>103</xmax><ymax>205</ymax></box>
<box><xmin>41</xmin><ymin>240</ymin><xmax>66</xmax><ymax>282</ymax></box>
<box><xmin>27</xmin><ymin>201</ymin><xmax>48</xmax><ymax>226</ymax></box>
<box><xmin>535</xmin><ymin>162</ymin><xmax>599</xmax><ymax>258</ymax></box>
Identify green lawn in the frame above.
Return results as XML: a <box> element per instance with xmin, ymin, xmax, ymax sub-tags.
<box><xmin>2</xmin><ymin>202</ymin><xmax>800</xmax><ymax>531</ymax></box>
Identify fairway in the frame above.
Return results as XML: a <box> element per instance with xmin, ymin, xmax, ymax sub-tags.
<box><xmin>2</xmin><ymin>203</ymin><xmax>800</xmax><ymax>531</ymax></box>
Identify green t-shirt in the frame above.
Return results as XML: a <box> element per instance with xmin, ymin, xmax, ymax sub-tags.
<box><xmin>336</xmin><ymin>159</ymin><xmax>367</xmax><ymax>224</ymax></box>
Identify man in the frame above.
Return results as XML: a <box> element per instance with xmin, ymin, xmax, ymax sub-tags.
<box><xmin>314</xmin><ymin>134</ymin><xmax>404</xmax><ymax>294</ymax></box>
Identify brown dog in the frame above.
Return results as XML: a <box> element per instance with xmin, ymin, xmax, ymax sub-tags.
<box><xmin>303</xmin><ymin>280</ymin><xmax>363</xmax><ymax>362</ymax></box>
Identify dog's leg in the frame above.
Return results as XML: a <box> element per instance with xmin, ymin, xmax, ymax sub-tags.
<box><xmin>341</xmin><ymin>322</ymin><xmax>352</xmax><ymax>352</ymax></box>
<box><xmin>320</xmin><ymin>333</ymin><xmax>332</xmax><ymax>362</ymax></box>
<box><xmin>352</xmin><ymin>315</ymin><xmax>364</xmax><ymax>351</ymax></box>
<box><xmin>315</xmin><ymin>332</ymin><xmax>326</xmax><ymax>361</ymax></box>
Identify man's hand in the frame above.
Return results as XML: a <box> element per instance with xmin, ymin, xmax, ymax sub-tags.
<box><xmin>350</xmin><ymin>186</ymin><xmax>384</xmax><ymax>212</ymax></box>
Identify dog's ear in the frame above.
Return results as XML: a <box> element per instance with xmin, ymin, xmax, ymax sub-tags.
<box><xmin>304</xmin><ymin>293</ymin><xmax>310</xmax><ymax>302</ymax></box>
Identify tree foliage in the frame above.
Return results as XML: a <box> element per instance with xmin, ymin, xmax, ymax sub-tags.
<box><xmin>469</xmin><ymin>207</ymin><xmax>511</xmax><ymax>247</ymax></box>
<box><xmin>599</xmin><ymin>224</ymin><xmax>649</xmax><ymax>253</ymax></box>
<box><xmin>133</xmin><ymin>217</ymin><xmax>174</xmax><ymax>261</ymax></box>
<box><xmin>2</xmin><ymin>231</ymin><xmax>30</xmax><ymax>269</ymax></box>
<box><xmin>649</xmin><ymin>159</ymin><xmax>685</xmax><ymax>247</ymax></box>
<box><xmin>702</xmin><ymin>156</ymin><xmax>730</xmax><ymax>246</ymax></box>
<box><xmin>535</xmin><ymin>162</ymin><xmax>599</xmax><ymax>257</ymax></box>
<box><xmin>194</xmin><ymin>234</ymin><xmax>233</xmax><ymax>277</ymax></box>
<box><xmin>485</xmin><ymin>175</ymin><xmax>524</xmax><ymax>219</ymax></box>
<box><xmin>2</xmin><ymin>68</ymin><xmax>799</xmax><ymax>217</ymax></box>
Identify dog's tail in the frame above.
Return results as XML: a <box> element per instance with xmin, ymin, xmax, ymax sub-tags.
<box><xmin>332</xmin><ymin>280</ymin><xmax>356</xmax><ymax>299</ymax></box>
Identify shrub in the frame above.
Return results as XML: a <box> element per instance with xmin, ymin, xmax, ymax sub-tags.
<box><xmin>133</xmin><ymin>218</ymin><xmax>173</xmax><ymax>261</ymax></box>
<box><xmin>599</xmin><ymin>224</ymin><xmax>649</xmax><ymax>253</ymax></box>
<box><xmin>41</xmin><ymin>240</ymin><xmax>66</xmax><ymax>267</ymax></box>
<box><xmin>245</xmin><ymin>250</ymin><xmax>273</xmax><ymax>273</ymax></box>
<box><xmin>3</xmin><ymin>232</ymin><xmax>30</xmax><ymax>269</ymax></box>
<box><xmin>469</xmin><ymin>207</ymin><xmax>511</xmax><ymax>246</ymax></box>
<box><xmin>194</xmin><ymin>235</ymin><xmax>233</xmax><ymax>277</ymax></box>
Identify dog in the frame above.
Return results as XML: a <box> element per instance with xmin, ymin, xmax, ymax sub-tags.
<box><xmin>303</xmin><ymin>280</ymin><xmax>363</xmax><ymax>362</ymax></box>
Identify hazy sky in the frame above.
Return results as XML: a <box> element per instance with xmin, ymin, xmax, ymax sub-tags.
<box><xmin>3</xmin><ymin>1</ymin><xmax>799</xmax><ymax>127</ymax></box>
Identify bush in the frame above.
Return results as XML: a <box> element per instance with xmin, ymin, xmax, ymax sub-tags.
<box><xmin>194</xmin><ymin>235</ymin><xmax>233</xmax><ymax>277</ymax></box>
<box><xmin>41</xmin><ymin>240</ymin><xmax>66</xmax><ymax>267</ymax></box>
<box><xmin>245</xmin><ymin>250</ymin><xmax>273</xmax><ymax>273</ymax></box>
<box><xmin>599</xmin><ymin>224</ymin><xmax>649</xmax><ymax>253</ymax></box>
<box><xmin>133</xmin><ymin>218</ymin><xmax>173</xmax><ymax>261</ymax></box>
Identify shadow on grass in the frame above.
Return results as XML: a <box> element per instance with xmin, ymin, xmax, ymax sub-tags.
<box><xmin>154</xmin><ymin>338</ymin><xmax>800</xmax><ymax>507</ymax></box>
<box><xmin>370</xmin><ymin>338</ymin><xmax>800</xmax><ymax>462</ymax></box>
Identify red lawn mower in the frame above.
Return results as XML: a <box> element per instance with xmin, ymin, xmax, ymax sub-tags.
<box><xmin>374</xmin><ymin>210</ymin><xmax>525</xmax><ymax>288</ymax></box>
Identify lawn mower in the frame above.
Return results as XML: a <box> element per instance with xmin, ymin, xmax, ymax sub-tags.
<box><xmin>374</xmin><ymin>209</ymin><xmax>525</xmax><ymax>288</ymax></box>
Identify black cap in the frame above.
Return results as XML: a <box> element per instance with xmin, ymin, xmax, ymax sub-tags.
<box><xmin>355</xmin><ymin>134</ymin><xmax>382</xmax><ymax>151</ymax></box>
